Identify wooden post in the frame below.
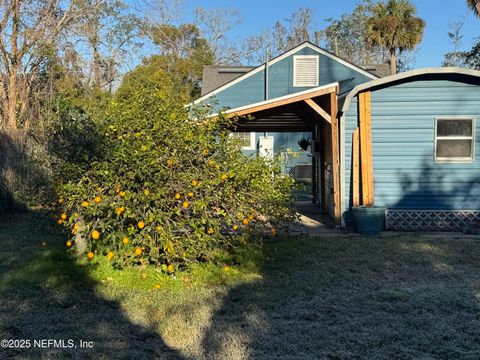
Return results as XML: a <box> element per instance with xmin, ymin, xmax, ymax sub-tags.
<box><xmin>319</xmin><ymin>125</ymin><xmax>326</xmax><ymax>212</ymax></box>
<box><xmin>352</xmin><ymin>128</ymin><xmax>360</xmax><ymax>207</ymax></box>
<box><xmin>330</xmin><ymin>88</ymin><xmax>341</xmax><ymax>225</ymax></box>
<box><xmin>312</xmin><ymin>126</ymin><xmax>317</xmax><ymax>203</ymax></box>
<box><xmin>358</xmin><ymin>91</ymin><xmax>374</xmax><ymax>206</ymax></box>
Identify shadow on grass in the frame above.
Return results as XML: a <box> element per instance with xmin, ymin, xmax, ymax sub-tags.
<box><xmin>201</xmin><ymin>235</ymin><xmax>480</xmax><ymax>359</ymax></box>
<box><xmin>3</xmin><ymin>211</ymin><xmax>480</xmax><ymax>359</ymax></box>
<box><xmin>0</xmin><ymin>211</ymin><xmax>184</xmax><ymax>359</ymax></box>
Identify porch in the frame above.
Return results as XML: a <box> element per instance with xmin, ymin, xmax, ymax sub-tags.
<box><xmin>225</xmin><ymin>83</ymin><xmax>341</xmax><ymax>226</ymax></box>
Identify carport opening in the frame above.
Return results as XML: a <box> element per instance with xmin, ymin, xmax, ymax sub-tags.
<box><xmin>225</xmin><ymin>84</ymin><xmax>340</xmax><ymax>226</ymax></box>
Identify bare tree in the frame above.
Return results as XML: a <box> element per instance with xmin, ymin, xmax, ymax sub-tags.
<box><xmin>194</xmin><ymin>7</ymin><xmax>243</xmax><ymax>64</ymax></box>
<box><xmin>241</xmin><ymin>8</ymin><xmax>314</xmax><ymax>65</ymax></box>
<box><xmin>0</xmin><ymin>0</ymin><xmax>87</xmax><ymax>129</ymax></box>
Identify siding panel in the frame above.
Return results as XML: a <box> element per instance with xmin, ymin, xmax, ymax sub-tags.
<box><xmin>344</xmin><ymin>79</ymin><xmax>480</xmax><ymax>217</ymax></box>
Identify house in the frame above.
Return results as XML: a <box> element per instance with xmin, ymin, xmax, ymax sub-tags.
<box><xmin>193</xmin><ymin>42</ymin><xmax>480</xmax><ymax>231</ymax></box>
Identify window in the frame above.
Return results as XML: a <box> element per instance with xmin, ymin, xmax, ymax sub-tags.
<box><xmin>231</xmin><ymin>132</ymin><xmax>256</xmax><ymax>150</ymax></box>
<box><xmin>293</xmin><ymin>55</ymin><xmax>319</xmax><ymax>87</ymax></box>
<box><xmin>435</xmin><ymin>117</ymin><xmax>475</xmax><ymax>162</ymax></box>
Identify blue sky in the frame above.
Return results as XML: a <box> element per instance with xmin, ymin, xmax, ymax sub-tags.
<box><xmin>177</xmin><ymin>0</ymin><xmax>479</xmax><ymax>68</ymax></box>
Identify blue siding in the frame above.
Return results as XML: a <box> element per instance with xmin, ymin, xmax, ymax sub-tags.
<box><xmin>208</xmin><ymin>70</ymin><xmax>265</xmax><ymax>110</ymax></box>
<box><xmin>200</xmin><ymin>46</ymin><xmax>372</xmax><ymax>113</ymax></box>
<box><xmin>344</xmin><ymin>79</ymin><xmax>480</xmax><ymax>219</ymax></box>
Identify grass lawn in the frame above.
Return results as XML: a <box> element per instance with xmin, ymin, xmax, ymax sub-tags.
<box><xmin>1</xmin><ymin>212</ymin><xmax>480</xmax><ymax>359</ymax></box>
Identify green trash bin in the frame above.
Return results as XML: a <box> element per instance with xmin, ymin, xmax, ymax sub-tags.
<box><xmin>353</xmin><ymin>206</ymin><xmax>386</xmax><ymax>235</ymax></box>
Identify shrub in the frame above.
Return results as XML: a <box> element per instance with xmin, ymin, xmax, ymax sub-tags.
<box><xmin>55</xmin><ymin>76</ymin><xmax>296</xmax><ymax>270</ymax></box>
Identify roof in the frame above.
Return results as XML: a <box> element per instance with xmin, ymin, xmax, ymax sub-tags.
<box><xmin>341</xmin><ymin>67</ymin><xmax>480</xmax><ymax>114</ymax></box>
<box><xmin>194</xmin><ymin>41</ymin><xmax>378</xmax><ymax>105</ymax></box>
<box><xmin>360</xmin><ymin>64</ymin><xmax>391</xmax><ymax>78</ymax></box>
<box><xmin>201</xmin><ymin>66</ymin><xmax>254</xmax><ymax>96</ymax></box>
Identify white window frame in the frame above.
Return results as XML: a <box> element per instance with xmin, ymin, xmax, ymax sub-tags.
<box><xmin>434</xmin><ymin>116</ymin><xmax>476</xmax><ymax>163</ymax></box>
<box><xmin>230</xmin><ymin>132</ymin><xmax>256</xmax><ymax>150</ymax></box>
<box><xmin>293</xmin><ymin>55</ymin><xmax>319</xmax><ymax>87</ymax></box>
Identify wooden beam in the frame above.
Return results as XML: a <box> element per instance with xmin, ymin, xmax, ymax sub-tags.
<box><xmin>330</xmin><ymin>88</ymin><xmax>341</xmax><ymax>225</ymax></box>
<box><xmin>352</xmin><ymin>128</ymin><xmax>360</xmax><ymax>207</ymax></box>
<box><xmin>358</xmin><ymin>91</ymin><xmax>374</xmax><ymax>206</ymax></box>
<box><xmin>303</xmin><ymin>99</ymin><xmax>331</xmax><ymax>123</ymax></box>
<box><xmin>226</xmin><ymin>86</ymin><xmax>337</xmax><ymax>118</ymax></box>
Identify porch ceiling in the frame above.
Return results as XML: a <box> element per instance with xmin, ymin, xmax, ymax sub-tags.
<box><xmin>225</xmin><ymin>83</ymin><xmax>338</xmax><ymax>133</ymax></box>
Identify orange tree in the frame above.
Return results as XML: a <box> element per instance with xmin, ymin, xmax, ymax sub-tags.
<box><xmin>55</xmin><ymin>74</ymin><xmax>296</xmax><ymax>270</ymax></box>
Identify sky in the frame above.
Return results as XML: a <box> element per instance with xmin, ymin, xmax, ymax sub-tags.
<box><xmin>175</xmin><ymin>0</ymin><xmax>480</xmax><ymax>68</ymax></box>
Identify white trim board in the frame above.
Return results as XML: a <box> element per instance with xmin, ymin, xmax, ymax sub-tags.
<box><xmin>193</xmin><ymin>42</ymin><xmax>378</xmax><ymax>105</ymax></box>
<box><xmin>224</xmin><ymin>82</ymin><xmax>339</xmax><ymax>116</ymax></box>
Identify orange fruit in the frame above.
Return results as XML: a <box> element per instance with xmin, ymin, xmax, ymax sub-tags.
<box><xmin>191</xmin><ymin>179</ymin><xmax>198</xmax><ymax>186</ymax></box>
<box><xmin>87</xmin><ymin>252</ymin><xmax>94</xmax><ymax>260</ymax></box>
<box><xmin>107</xmin><ymin>251</ymin><xmax>114</xmax><ymax>261</ymax></box>
<box><xmin>183</xmin><ymin>201</ymin><xmax>189</xmax><ymax>209</ymax></box>
<box><xmin>202</xmin><ymin>148</ymin><xmax>209</xmax><ymax>156</ymax></box>
<box><xmin>187</xmin><ymin>192</ymin><xmax>194</xmax><ymax>198</ymax></box>
<box><xmin>81</xmin><ymin>201</ymin><xmax>89</xmax><ymax>208</ymax></box>
<box><xmin>167</xmin><ymin>159</ymin><xmax>175</xmax><ymax>167</ymax></box>
<box><xmin>119</xmin><ymin>191</ymin><xmax>126</xmax><ymax>198</ymax></box>
<box><xmin>73</xmin><ymin>223</ymin><xmax>79</xmax><ymax>231</ymax></box>
<box><xmin>143</xmin><ymin>189</ymin><xmax>150</xmax><ymax>196</ymax></box>
<box><xmin>167</xmin><ymin>264</ymin><xmax>174</xmax><ymax>273</ymax></box>
<box><xmin>271</xmin><ymin>228</ymin><xmax>277</xmax><ymax>237</ymax></box>
<box><xmin>137</xmin><ymin>221</ymin><xmax>145</xmax><ymax>229</ymax></box>
<box><xmin>122</xmin><ymin>236</ymin><xmax>129</xmax><ymax>245</ymax></box>
<box><xmin>94</xmin><ymin>196</ymin><xmax>101</xmax><ymax>204</ymax></box>
<box><xmin>134</xmin><ymin>247</ymin><xmax>142</xmax><ymax>256</ymax></box>
<box><xmin>175</xmin><ymin>193</ymin><xmax>181</xmax><ymax>200</ymax></box>
<box><xmin>134</xmin><ymin>132</ymin><xmax>141</xmax><ymax>137</ymax></box>
<box><xmin>232</xmin><ymin>224</ymin><xmax>238</xmax><ymax>231</ymax></box>
<box><xmin>156</xmin><ymin>226</ymin><xmax>163</xmax><ymax>233</ymax></box>
<box><xmin>66</xmin><ymin>240</ymin><xmax>72</xmax><ymax>247</ymax></box>
<box><xmin>91</xmin><ymin>230</ymin><xmax>100</xmax><ymax>240</ymax></box>
<box><xmin>207</xmin><ymin>227</ymin><xmax>215</xmax><ymax>234</ymax></box>
<box><xmin>58</xmin><ymin>198</ymin><xmax>64</xmax><ymax>204</ymax></box>
<box><xmin>153</xmin><ymin>284</ymin><xmax>161</xmax><ymax>289</ymax></box>
<box><xmin>220</xmin><ymin>173</ymin><xmax>228</xmax><ymax>181</ymax></box>
<box><xmin>242</xmin><ymin>218</ymin><xmax>249</xmax><ymax>226</ymax></box>
<box><xmin>57</xmin><ymin>219</ymin><xmax>64</xmax><ymax>225</ymax></box>
<box><xmin>223</xmin><ymin>265</ymin><xmax>230</xmax><ymax>272</ymax></box>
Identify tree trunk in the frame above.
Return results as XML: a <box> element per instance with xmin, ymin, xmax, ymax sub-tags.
<box><xmin>390</xmin><ymin>48</ymin><xmax>397</xmax><ymax>75</ymax></box>
<box><xmin>6</xmin><ymin>71</ymin><xmax>18</xmax><ymax>129</ymax></box>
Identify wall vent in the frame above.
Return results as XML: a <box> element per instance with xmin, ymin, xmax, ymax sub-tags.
<box><xmin>293</xmin><ymin>55</ymin><xmax>319</xmax><ymax>87</ymax></box>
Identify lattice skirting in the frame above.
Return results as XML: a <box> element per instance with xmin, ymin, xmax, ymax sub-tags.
<box><xmin>385</xmin><ymin>210</ymin><xmax>480</xmax><ymax>232</ymax></box>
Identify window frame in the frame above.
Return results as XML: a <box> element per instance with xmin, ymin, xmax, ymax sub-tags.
<box><xmin>293</xmin><ymin>55</ymin><xmax>319</xmax><ymax>87</ymax></box>
<box><xmin>230</xmin><ymin>132</ymin><xmax>256</xmax><ymax>150</ymax></box>
<box><xmin>434</xmin><ymin>116</ymin><xmax>476</xmax><ymax>163</ymax></box>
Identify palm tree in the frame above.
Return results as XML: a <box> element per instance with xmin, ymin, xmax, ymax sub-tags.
<box><xmin>467</xmin><ymin>0</ymin><xmax>480</xmax><ymax>17</ymax></box>
<box><xmin>366</xmin><ymin>0</ymin><xmax>425</xmax><ymax>74</ymax></box>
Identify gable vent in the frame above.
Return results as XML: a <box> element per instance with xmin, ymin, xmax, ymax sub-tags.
<box><xmin>293</xmin><ymin>55</ymin><xmax>319</xmax><ymax>87</ymax></box>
